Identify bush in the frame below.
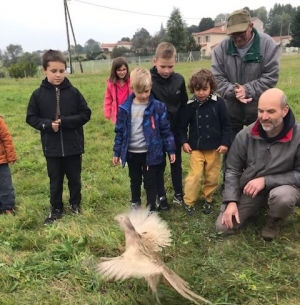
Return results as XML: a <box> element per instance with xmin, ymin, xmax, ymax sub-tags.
<box><xmin>8</xmin><ymin>62</ymin><xmax>38</xmax><ymax>78</ymax></box>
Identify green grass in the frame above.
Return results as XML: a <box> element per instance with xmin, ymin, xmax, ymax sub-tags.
<box><xmin>0</xmin><ymin>55</ymin><xmax>300</xmax><ymax>305</ymax></box>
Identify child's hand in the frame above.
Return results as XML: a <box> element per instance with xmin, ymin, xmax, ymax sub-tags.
<box><xmin>216</xmin><ymin>145</ymin><xmax>228</xmax><ymax>154</ymax></box>
<box><xmin>112</xmin><ymin>157</ymin><xmax>120</xmax><ymax>165</ymax></box>
<box><xmin>52</xmin><ymin>120</ymin><xmax>60</xmax><ymax>132</ymax></box>
<box><xmin>169</xmin><ymin>154</ymin><xmax>176</xmax><ymax>164</ymax></box>
<box><xmin>183</xmin><ymin>143</ymin><xmax>192</xmax><ymax>154</ymax></box>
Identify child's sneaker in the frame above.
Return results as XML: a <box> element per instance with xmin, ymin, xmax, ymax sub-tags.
<box><xmin>173</xmin><ymin>193</ymin><xmax>183</xmax><ymax>206</ymax></box>
<box><xmin>130</xmin><ymin>200</ymin><xmax>141</xmax><ymax>210</ymax></box>
<box><xmin>71</xmin><ymin>204</ymin><xmax>81</xmax><ymax>214</ymax></box>
<box><xmin>157</xmin><ymin>196</ymin><xmax>170</xmax><ymax>211</ymax></box>
<box><xmin>147</xmin><ymin>204</ymin><xmax>157</xmax><ymax>215</ymax></box>
<box><xmin>184</xmin><ymin>203</ymin><xmax>196</xmax><ymax>216</ymax></box>
<box><xmin>44</xmin><ymin>207</ymin><xmax>64</xmax><ymax>225</ymax></box>
<box><xmin>202</xmin><ymin>201</ymin><xmax>212</xmax><ymax>214</ymax></box>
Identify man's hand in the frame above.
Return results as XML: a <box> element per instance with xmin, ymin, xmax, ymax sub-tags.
<box><xmin>234</xmin><ymin>83</ymin><xmax>252</xmax><ymax>104</ymax></box>
<box><xmin>221</xmin><ymin>202</ymin><xmax>240</xmax><ymax>229</ymax></box>
<box><xmin>243</xmin><ymin>177</ymin><xmax>265</xmax><ymax>198</ymax></box>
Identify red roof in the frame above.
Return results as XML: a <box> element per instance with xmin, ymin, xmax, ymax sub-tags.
<box><xmin>192</xmin><ymin>27</ymin><xmax>226</xmax><ymax>35</ymax></box>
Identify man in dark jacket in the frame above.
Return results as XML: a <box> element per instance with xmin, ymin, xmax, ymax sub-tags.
<box><xmin>26</xmin><ymin>50</ymin><xmax>91</xmax><ymax>225</ymax></box>
<box><xmin>216</xmin><ymin>88</ymin><xmax>300</xmax><ymax>241</ymax></box>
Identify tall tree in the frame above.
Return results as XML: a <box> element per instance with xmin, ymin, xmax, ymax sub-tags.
<box><xmin>166</xmin><ymin>7</ymin><xmax>188</xmax><ymax>52</ymax></box>
<box><xmin>198</xmin><ymin>17</ymin><xmax>214</xmax><ymax>32</ymax></box>
<box><xmin>289</xmin><ymin>7</ymin><xmax>300</xmax><ymax>47</ymax></box>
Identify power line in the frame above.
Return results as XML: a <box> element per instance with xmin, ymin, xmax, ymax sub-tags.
<box><xmin>71</xmin><ymin>0</ymin><xmax>200</xmax><ymax>20</ymax></box>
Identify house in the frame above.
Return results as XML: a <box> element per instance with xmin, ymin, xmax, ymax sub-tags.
<box><xmin>100</xmin><ymin>41</ymin><xmax>132</xmax><ymax>53</ymax></box>
<box><xmin>271</xmin><ymin>35</ymin><xmax>292</xmax><ymax>47</ymax></box>
<box><xmin>192</xmin><ymin>17</ymin><xmax>264</xmax><ymax>57</ymax></box>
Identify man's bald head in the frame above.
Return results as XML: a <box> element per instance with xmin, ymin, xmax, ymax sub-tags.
<box><xmin>257</xmin><ymin>88</ymin><xmax>289</xmax><ymax>137</ymax></box>
<box><xmin>258</xmin><ymin>88</ymin><xmax>288</xmax><ymax>109</ymax></box>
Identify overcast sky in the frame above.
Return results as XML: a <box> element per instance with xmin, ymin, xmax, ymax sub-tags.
<box><xmin>0</xmin><ymin>0</ymin><xmax>299</xmax><ymax>52</ymax></box>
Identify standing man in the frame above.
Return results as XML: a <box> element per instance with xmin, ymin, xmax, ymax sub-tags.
<box><xmin>211</xmin><ymin>9</ymin><xmax>280</xmax><ymax>140</ymax></box>
<box><xmin>216</xmin><ymin>88</ymin><xmax>300</xmax><ymax>241</ymax></box>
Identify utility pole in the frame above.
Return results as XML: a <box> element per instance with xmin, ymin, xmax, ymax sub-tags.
<box><xmin>64</xmin><ymin>0</ymin><xmax>73</xmax><ymax>73</ymax></box>
<box><xmin>65</xmin><ymin>0</ymin><xmax>83</xmax><ymax>73</ymax></box>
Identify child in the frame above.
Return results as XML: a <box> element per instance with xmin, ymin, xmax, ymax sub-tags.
<box><xmin>150</xmin><ymin>42</ymin><xmax>188</xmax><ymax>210</ymax></box>
<box><xmin>0</xmin><ymin>116</ymin><xmax>17</xmax><ymax>215</ymax></box>
<box><xmin>104</xmin><ymin>57</ymin><xmax>132</xmax><ymax>123</ymax></box>
<box><xmin>26</xmin><ymin>49</ymin><xmax>91</xmax><ymax>225</ymax></box>
<box><xmin>178</xmin><ymin>69</ymin><xmax>231</xmax><ymax>215</ymax></box>
<box><xmin>113</xmin><ymin>67</ymin><xmax>176</xmax><ymax>213</ymax></box>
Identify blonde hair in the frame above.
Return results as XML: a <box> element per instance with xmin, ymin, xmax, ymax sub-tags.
<box><xmin>130</xmin><ymin>68</ymin><xmax>152</xmax><ymax>92</ymax></box>
<box><xmin>154</xmin><ymin>42</ymin><xmax>177</xmax><ymax>59</ymax></box>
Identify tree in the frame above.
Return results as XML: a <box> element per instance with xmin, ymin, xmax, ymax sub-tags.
<box><xmin>84</xmin><ymin>39</ymin><xmax>100</xmax><ymax>53</ymax></box>
<box><xmin>187</xmin><ymin>25</ymin><xmax>199</xmax><ymax>34</ymax></box>
<box><xmin>2</xmin><ymin>44</ymin><xmax>23</xmax><ymax>67</ymax></box>
<box><xmin>150</xmin><ymin>24</ymin><xmax>167</xmax><ymax>51</ymax></box>
<box><xmin>289</xmin><ymin>7</ymin><xmax>300</xmax><ymax>47</ymax></box>
<box><xmin>7</xmin><ymin>52</ymin><xmax>38</xmax><ymax>78</ymax></box>
<box><xmin>120</xmin><ymin>37</ymin><xmax>131</xmax><ymax>42</ymax></box>
<box><xmin>252</xmin><ymin>6</ymin><xmax>268</xmax><ymax>26</ymax></box>
<box><xmin>131</xmin><ymin>28</ymin><xmax>152</xmax><ymax>55</ymax></box>
<box><xmin>198</xmin><ymin>17</ymin><xmax>214</xmax><ymax>32</ymax></box>
<box><xmin>265</xmin><ymin>4</ymin><xmax>296</xmax><ymax>36</ymax></box>
<box><xmin>186</xmin><ymin>33</ymin><xmax>200</xmax><ymax>51</ymax></box>
<box><xmin>166</xmin><ymin>7</ymin><xmax>188</xmax><ymax>52</ymax></box>
<box><xmin>214</xmin><ymin>13</ymin><xmax>229</xmax><ymax>24</ymax></box>
<box><xmin>111</xmin><ymin>46</ymin><xmax>130</xmax><ymax>58</ymax></box>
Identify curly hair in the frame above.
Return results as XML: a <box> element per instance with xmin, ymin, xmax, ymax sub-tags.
<box><xmin>188</xmin><ymin>69</ymin><xmax>217</xmax><ymax>94</ymax></box>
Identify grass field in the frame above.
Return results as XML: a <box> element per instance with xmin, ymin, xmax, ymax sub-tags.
<box><xmin>0</xmin><ymin>55</ymin><xmax>300</xmax><ymax>305</ymax></box>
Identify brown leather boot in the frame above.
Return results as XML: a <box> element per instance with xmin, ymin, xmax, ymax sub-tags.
<box><xmin>261</xmin><ymin>217</ymin><xmax>282</xmax><ymax>241</ymax></box>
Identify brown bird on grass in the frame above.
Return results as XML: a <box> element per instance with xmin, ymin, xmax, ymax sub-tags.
<box><xmin>97</xmin><ymin>208</ymin><xmax>212</xmax><ymax>305</ymax></box>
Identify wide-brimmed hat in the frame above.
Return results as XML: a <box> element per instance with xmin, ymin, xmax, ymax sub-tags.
<box><xmin>226</xmin><ymin>9</ymin><xmax>251</xmax><ymax>35</ymax></box>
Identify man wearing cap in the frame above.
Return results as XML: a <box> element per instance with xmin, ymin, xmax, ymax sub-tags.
<box><xmin>211</xmin><ymin>9</ymin><xmax>280</xmax><ymax>140</ymax></box>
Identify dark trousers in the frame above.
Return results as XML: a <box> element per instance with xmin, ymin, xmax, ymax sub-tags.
<box><xmin>0</xmin><ymin>164</ymin><xmax>15</xmax><ymax>210</ymax></box>
<box><xmin>46</xmin><ymin>155</ymin><xmax>82</xmax><ymax>209</ymax></box>
<box><xmin>127</xmin><ymin>152</ymin><xmax>157</xmax><ymax>208</ymax></box>
<box><xmin>156</xmin><ymin>136</ymin><xmax>183</xmax><ymax>197</ymax></box>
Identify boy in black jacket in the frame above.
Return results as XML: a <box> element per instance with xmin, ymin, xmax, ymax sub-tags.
<box><xmin>26</xmin><ymin>50</ymin><xmax>91</xmax><ymax>225</ymax></box>
<box><xmin>150</xmin><ymin>42</ymin><xmax>188</xmax><ymax>210</ymax></box>
<box><xmin>178</xmin><ymin>69</ymin><xmax>231</xmax><ymax>215</ymax></box>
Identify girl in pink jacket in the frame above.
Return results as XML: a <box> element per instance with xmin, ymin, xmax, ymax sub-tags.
<box><xmin>104</xmin><ymin>57</ymin><xmax>132</xmax><ymax>123</ymax></box>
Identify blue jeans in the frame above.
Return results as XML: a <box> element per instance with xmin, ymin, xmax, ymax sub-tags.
<box><xmin>0</xmin><ymin>163</ymin><xmax>15</xmax><ymax>210</ymax></box>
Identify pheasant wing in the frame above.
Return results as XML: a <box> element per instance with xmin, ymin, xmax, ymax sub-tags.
<box><xmin>126</xmin><ymin>208</ymin><xmax>172</xmax><ymax>251</ymax></box>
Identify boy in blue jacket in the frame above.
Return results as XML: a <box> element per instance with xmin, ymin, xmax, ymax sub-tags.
<box><xmin>113</xmin><ymin>67</ymin><xmax>176</xmax><ymax>213</ymax></box>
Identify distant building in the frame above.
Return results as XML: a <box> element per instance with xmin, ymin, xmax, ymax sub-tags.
<box><xmin>192</xmin><ymin>17</ymin><xmax>264</xmax><ymax>57</ymax></box>
<box><xmin>271</xmin><ymin>35</ymin><xmax>292</xmax><ymax>47</ymax></box>
<box><xmin>100</xmin><ymin>41</ymin><xmax>132</xmax><ymax>53</ymax></box>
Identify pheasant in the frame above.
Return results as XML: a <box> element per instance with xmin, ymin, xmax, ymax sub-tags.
<box><xmin>97</xmin><ymin>208</ymin><xmax>212</xmax><ymax>304</ymax></box>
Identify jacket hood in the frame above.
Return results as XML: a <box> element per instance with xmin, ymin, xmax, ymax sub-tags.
<box><xmin>150</xmin><ymin>66</ymin><xmax>174</xmax><ymax>80</ymax></box>
<box><xmin>41</xmin><ymin>77</ymin><xmax>73</xmax><ymax>89</ymax></box>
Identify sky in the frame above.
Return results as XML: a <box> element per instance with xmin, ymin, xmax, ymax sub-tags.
<box><xmin>0</xmin><ymin>0</ymin><xmax>299</xmax><ymax>53</ymax></box>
